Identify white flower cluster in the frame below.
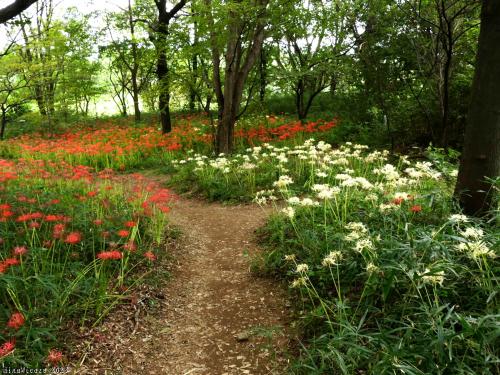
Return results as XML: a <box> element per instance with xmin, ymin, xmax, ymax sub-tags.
<box><xmin>322</xmin><ymin>251</ymin><xmax>343</xmax><ymax>266</ymax></box>
<box><xmin>418</xmin><ymin>268</ymin><xmax>445</xmax><ymax>285</ymax></box>
<box><xmin>287</xmin><ymin>197</ymin><xmax>320</xmax><ymax>207</ymax></box>
<box><xmin>312</xmin><ymin>184</ymin><xmax>340</xmax><ymax>200</ymax></box>
<box><xmin>344</xmin><ymin>222</ymin><xmax>375</xmax><ymax>253</ymax></box>
<box><xmin>455</xmin><ymin>227</ymin><xmax>495</xmax><ymax>260</ymax></box>
<box><xmin>253</xmin><ymin>190</ymin><xmax>277</xmax><ymax>205</ymax></box>
<box><xmin>273</xmin><ymin>175</ymin><xmax>293</xmax><ymax>189</ymax></box>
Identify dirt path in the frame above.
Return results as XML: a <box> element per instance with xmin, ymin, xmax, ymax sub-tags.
<box><xmin>75</xmin><ymin>197</ymin><xmax>291</xmax><ymax>375</ymax></box>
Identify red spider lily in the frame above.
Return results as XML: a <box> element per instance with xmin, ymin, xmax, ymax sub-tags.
<box><xmin>16</xmin><ymin>212</ymin><xmax>43</xmax><ymax>222</ymax></box>
<box><xmin>392</xmin><ymin>198</ymin><xmax>404</xmax><ymax>205</ymax></box>
<box><xmin>13</xmin><ymin>246</ymin><xmax>28</xmax><ymax>256</ymax></box>
<box><xmin>410</xmin><ymin>205</ymin><xmax>422</xmax><ymax>213</ymax></box>
<box><xmin>0</xmin><ymin>258</ymin><xmax>20</xmax><ymax>273</ymax></box>
<box><xmin>6</xmin><ymin>312</ymin><xmax>25</xmax><ymax>330</ymax></box>
<box><xmin>117</xmin><ymin>229</ymin><xmax>130</xmax><ymax>238</ymax></box>
<box><xmin>143</xmin><ymin>251</ymin><xmax>156</xmax><ymax>261</ymax></box>
<box><xmin>64</xmin><ymin>232</ymin><xmax>82</xmax><ymax>244</ymax></box>
<box><xmin>46</xmin><ymin>349</ymin><xmax>63</xmax><ymax>365</ymax></box>
<box><xmin>44</xmin><ymin>214</ymin><xmax>63</xmax><ymax>222</ymax></box>
<box><xmin>53</xmin><ymin>223</ymin><xmax>66</xmax><ymax>239</ymax></box>
<box><xmin>0</xmin><ymin>340</ymin><xmax>15</xmax><ymax>357</ymax></box>
<box><xmin>4</xmin><ymin>258</ymin><xmax>20</xmax><ymax>266</ymax></box>
<box><xmin>93</xmin><ymin>219</ymin><xmax>104</xmax><ymax>226</ymax></box>
<box><xmin>1</xmin><ymin>210</ymin><xmax>13</xmax><ymax>218</ymax></box>
<box><xmin>29</xmin><ymin>221</ymin><xmax>41</xmax><ymax>229</ymax></box>
<box><xmin>124</xmin><ymin>221</ymin><xmax>136</xmax><ymax>228</ymax></box>
<box><xmin>97</xmin><ymin>251</ymin><xmax>123</xmax><ymax>260</ymax></box>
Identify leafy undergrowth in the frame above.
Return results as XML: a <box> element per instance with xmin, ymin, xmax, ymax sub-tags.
<box><xmin>0</xmin><ymin>159</ymin><xmax>172</xmax><ymax>366</ymax></box>
<box><xmin>173</xmin><ymin>139</ymin><xmax>499</xmax><ymax>374</ymax></box>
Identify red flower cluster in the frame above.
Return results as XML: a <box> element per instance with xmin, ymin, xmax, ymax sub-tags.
<box><xmin>0</xmin><ymin>340</ymin><xmax>15</xmax><ymax>358</ymax></box>
<box><xmin>143</xmin><ymin>251</ymin><xmax>156</xmax><ymax>261</ymax></box>
<box><xmin>410</xmin><ymin>205</ymin><xmax>422</xmax><ymax>213</ymax></box>
<box><xmin>64</xmin><ymin>232</ymin><xmax>82</xmax><ymax>244</ymax></box>
<box><xmin>13</xmin><ymin>246</ymin><xmax>28</xmax><ymax>256</ymax></box>
<box><xmin>0</xmin><ymin>258</ymin><xmax>20</xmax><ymax>274</ymax></box>
<box><xmin>97</xmin><ymin>251</ymin><xmax>123</xmax><ymax>260</ymax></box>
<box><xmin>235</xmin><ymin>118</ymin><xmax>338</xmax><ymax>144</ymax></box>
<box><xmin>6</xmin><ymin>312</ymin><xmax>25</xmax><ymax>330</ymax></box>
<box><xmin>46</xmin><ymin>349</ymin><xmax>63</xmax><ymax>365</ymax></box>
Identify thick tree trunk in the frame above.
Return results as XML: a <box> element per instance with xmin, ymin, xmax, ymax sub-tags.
<box><xmin>208</xmin><ymin>0</ymin><xmax>267</xmax><ymax>154</ymax></box>
<box><xmin>454</xmin><ymin>0</ymin><xmax>500</xmax><ymax>217</ymax></box>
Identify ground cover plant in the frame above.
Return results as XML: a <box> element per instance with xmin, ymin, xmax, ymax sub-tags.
<box><xmin>0</xmin><ymin>158</ymin><xmax>171</xmax><ymax>366</ymax></box>
<box><xmin>0</xmin><ymin>114</ymin><xmax>337</xmax><ymax>171</ymax></box>
<box><xmin>173</xmin><ymin>139</ymin><xmax>499</xmax><ymax>374</ymax></box>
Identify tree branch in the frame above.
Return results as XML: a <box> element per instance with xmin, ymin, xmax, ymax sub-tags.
<box><xmin>0</xmin><ymin>0</ymin><xmax>37</xmax><ymax>24</ymax></box>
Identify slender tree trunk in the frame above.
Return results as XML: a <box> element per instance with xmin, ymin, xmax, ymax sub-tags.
<box><xmin>129</xmin><ymin>0</ymin><xmax>141</xmax><ymax>122</ymax></box>
<box><xmin>154</xmin><ymin>0</ymin><xmax>186</xmax><ymax>134</ymax></box>
<box><xmin>132</xmin><ymin>73</ymin><xmax>141</xmax><ymax>122</ymax></box>
<box><xmin>296</xmin><ymin>80</ymin><xmax>308</xmax><ymax>121</ymax></box>
<box><xmin>189</xmin><ymin>3</ymin><xmax>198</xmax><ymax>112</ymax></box>
<box><xmin>34</xmin><ymin>86</ymin><xmax>47</xmax><ymax>116</ymax></box>
<box><xmin>259</xmin><ymin>46</ymin><xmax>267</xmax><ymax>103</ymax></box>
<box><xmin>157</xmin><ymin>47</ymin><xmax>171</xmax><ymax>133</ymax></box>
<box><xmin>440</xmin><ymin>48</ymin><xmax>452</xmax><ymax>148</ymax></box>
<box><xmin>454</xmin><ymin>0</ymin><xmax>500</xmax><ymax>217</ymax></box>
<box><xmin>0</xmin><ymin>108</ymin><xmax>6</xmax><ymax>140</ymax></box>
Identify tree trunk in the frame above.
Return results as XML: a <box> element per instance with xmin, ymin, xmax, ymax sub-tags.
<box><xmin>189</xmin><ymin>53</ymin><xmax>197</xmax><ymax>112</ymax></box>
<box><xmin>454</xmin><ymin>0</ymin><xmax>500</xmax><ymax>217</ymax></box>
<box><xmin>0</xmin><ymin>108</ymin><xmax>6</xmax><ymax>140</ymax></box>
<box><xmin>132</xmin><ymin>74</ymin><xmax>141</xmax><ymax>122</ymax></box>
<box><xmin>189</xmin><ymin>3</ymin><xmax>198</xmax><ymax>112</ymax></box>
<box><xmin>129</xmin><ymin>0</ymin><xmax>141</xmax><ymax>122</ymax></box>
<box><xmin>296</xmin><ymin>80</ymin><xmax>306</xmax><ymax>121</ymax></box>
<box><xmin>154</xmin><ymin>0</ymin><xmax>187</xmax><ymax>134</ymax></box>
<box><xmin>259</xmin><ymin>46</ymin><xmax>267</xmax><ymax>103</ymax></box>
<box><xmin>208</xmin><ymin>0</ymin><xmax>267</xmax><ymax>154</ymax></box>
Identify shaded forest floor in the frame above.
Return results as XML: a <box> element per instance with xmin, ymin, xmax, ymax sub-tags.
<box><xmin>72</xmin><ymin>181</ymin><xmax>292</xmax><ymax>374</ymax></box>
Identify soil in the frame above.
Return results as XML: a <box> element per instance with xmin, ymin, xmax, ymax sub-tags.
<box><xmin>71</xmin><ymin>194</ymin><xmax>292</xmax><ymax>375</ymax></box>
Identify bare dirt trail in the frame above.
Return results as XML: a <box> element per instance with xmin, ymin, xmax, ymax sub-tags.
<box><xmin>75</xmin><ymin>196</ymin><xmax>291</xmax><ymax>375</ymax></box>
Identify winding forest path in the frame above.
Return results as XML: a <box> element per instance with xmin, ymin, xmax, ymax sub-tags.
<box><xmin>75</xmin><ymin>195</ymin><xmax>291</xmax><ymax>374</ymax></box>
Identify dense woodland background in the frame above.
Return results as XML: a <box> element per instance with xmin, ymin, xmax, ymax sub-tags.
<box><xmin>0</xmin><ymin>0</ymin><xmax>481</xmax><ymax>148</ymax></box>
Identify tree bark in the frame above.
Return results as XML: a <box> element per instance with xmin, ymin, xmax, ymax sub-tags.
<box><xmin>0</xmin><ymin>108</ymin><xmax>6</xmax><ymax>140</ymax></box>
<box><xmin>154</xmin><ymin>0</ymin><xmax>187</xmax><ymax>134</ymax></box>
<box><xmin>129</xmin><ymin>0</ymin><xmax>141</xmax><ymax>122</ymax></box>
<box><xmin>259</xmin><ymin>46</ymin><xmax>267</xmax><ymax>103</ymax></box>
<box><xmin>209</xmin><ymin>0</ymin><xmax>267</xmax><ymax>154</ymax></box>
<box><xmin>454</xmin><ymin>0</ymin><xmax>500</xmax><ymax>217</ymax></box>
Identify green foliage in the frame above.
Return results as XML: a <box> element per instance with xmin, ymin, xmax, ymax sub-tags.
<box><xmin>0</xmin><ymin>162</ymin><xmax>170</xmax><ymax>366</ymax></box>
<box><xmin>171</xmin><ymin>137</ymin><xmax>499</xmax><ymax>374</ymax></box>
